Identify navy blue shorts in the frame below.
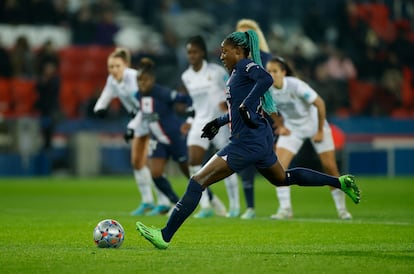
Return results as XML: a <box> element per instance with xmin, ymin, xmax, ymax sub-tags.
<box><xmin>148</xmin><ymin>135</ymin><xmax>188</xmax><ymax>163</ymax></box>
<box><xmin>217</xmin><ymin>133</ymin><xmax>277</xmax><ymax>173</ymax></box>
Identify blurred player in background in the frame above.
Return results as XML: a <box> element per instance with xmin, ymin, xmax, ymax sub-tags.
<box><xmin>234</xmin><ymin>18</ymin><xmax>273</xmax><ymax>219</ymax></box>
<box><xmin>180</xmin><ymin>35</ymin><xmax>239</xmax><ymax>218</ymax></box>
<box><xmin>136</xmin><ymin>30</ymin><xmax>360</xmax><ymax>249</ymax></box>
<box><xmin>267</xmin><ymin>56</ymin><xmax>352</xmax><ymax>220</ymax></box>
<box><xmin>93</xmin><ymin>47</ymin><xmax>169</xmax><ymax>216</ymax></box>
<box><xmin>133</xmin><ymin>57</ymin><xmax>191</xmax><ymax>215</ymax></box>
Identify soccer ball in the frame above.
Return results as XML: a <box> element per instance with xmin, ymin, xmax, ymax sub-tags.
<box><xmin>93</xmin><ymin>219</ymin><xmax>125</xmax><ymax>248</ymax></box>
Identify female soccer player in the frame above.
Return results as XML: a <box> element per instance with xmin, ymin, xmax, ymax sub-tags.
<box><xmin>136</xmin><ymin>30</ymin><xmax>360</xmax><ymax>249</ymax></box>
<box><xmin>180</xmin><ymin>35</ymin><xmax>239</xmax><ymax>218</ymax></box>
<box><xmin>234</xmin><ymin>18</ymin><xmax>273</xmax><ymax>219</ymax></box>
<box><xmin>134</xmin><ymin>57</ymin><xmax>191</xmax><ymax>215</ymax></box>
<box><xmin>266</xmin><ymin>56</ymin><xmax>352</xmax><ymax>220</ymax></box>
<box><xmin>93</xmin><ymin>47</ymin><xmax>169</xmax><ymax>216</ymax></box>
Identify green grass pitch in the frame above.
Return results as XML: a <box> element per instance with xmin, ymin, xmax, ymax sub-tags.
<box><xmin>0</xmin><ymin>175</ymin><xmax>413</xmax><ymax>274</ymax></box>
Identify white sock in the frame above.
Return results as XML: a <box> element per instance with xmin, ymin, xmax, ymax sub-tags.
<box><xmin>224</xmin><ymin>173</ymin><xmax>239</xmax><ymax>211</ymax></box>
<box><xmin>331</xmin><ymin>188</ymin><xmax>346</xmax><ymax>212</ymax></box>
<box><xmin>190</xmin><ymin>165</ymin><xmax>210</xmax><ymax>209</ymax></box>
<box><xmin>133</xmin><ymin>167</ymin><xmax>154</xmax><ymax>204</ymax></box>
<box><xmin>189</xmin><ymin>165</ymin><xmax>202</xmax><ymax>177</ymax></box>
<box><xmin>154</xmin><ymin>185</ymin><xmax>170</xmax><ymax>207</ymax></box>
<box><xmin>276</xmin><ymin>186</ymin><xmax>291</xmax><ymax>209</ymax></box>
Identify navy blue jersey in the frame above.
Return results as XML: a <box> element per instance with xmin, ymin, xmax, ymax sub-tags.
<box><xmin>225</xmin><ymin>58</ymin><xmax>273</xmax><ymax>144</ymax></box>
<box><xmin>136</xmin><ymin>84</ymin><xmax>188</xmax><ymax>145</ymax></box>
<box><xmin>217</xmin><ymin>58</ymin><xmax>276</xmax><ymax>172</ymax></box>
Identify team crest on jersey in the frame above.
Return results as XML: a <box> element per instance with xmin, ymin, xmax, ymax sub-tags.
<box><xmin>245</xmin><ymin>62</ymin><xmax>258</xmax><ymax>72</ymax></box>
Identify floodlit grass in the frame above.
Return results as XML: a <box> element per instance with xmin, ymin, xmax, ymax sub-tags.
<box><xmin>0</xmin><ymin>175</ymin><xmax>413</xmax><ymax>274</ymax></box>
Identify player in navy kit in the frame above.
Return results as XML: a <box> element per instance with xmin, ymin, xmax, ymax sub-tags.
<box><xmin>136</xmin><ymin>30</ymin><xmax>360</xmax><ymax>249</ymax></box>
<box><xmin>133</xmin><ymin>57</ymin><xmax>191</xmax><ymax>215</ymax></box>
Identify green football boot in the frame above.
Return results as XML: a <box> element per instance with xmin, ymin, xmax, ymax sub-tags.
<box><xmin>136</xmin><ymin>221</ymin><xmax>169</xmax><ymax>249</ymax></box>
<box><xmin>339</xmin><ymin>175</ymin><xmax>361</xmax><ymax>204</ymax></box>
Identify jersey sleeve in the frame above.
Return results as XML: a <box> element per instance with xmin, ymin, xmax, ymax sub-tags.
<box><xmin>93</xmin><ymin>77</ymin><xmax>115</xmax><ymax>112</ymax></box>
<box><xmin>295</xmin><ymin>79</ymin><xmax>318</xmax><ymax>104</ymax></box>
<box><xmin>242</xmin><ymin>62</ymin><xmax>273</xmax><ymax>109</ymax></box>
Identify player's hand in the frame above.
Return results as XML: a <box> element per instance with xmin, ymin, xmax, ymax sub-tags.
<box><xmin>95</xmin><ymin>109</ymin><xmax>107</xmax><ymax>119</ymax></box>
<box><xmin>239</xmin><ymin>104</ymin><xmax>259</xmax><ymax>129</ymax></box>
<box><xmin>312</xmin><ymin>130</ymin><xmax>324</xmax><ymax>143</ymax></box>
<box><xmin>124</xmin><ymin>128</ymin><xmax>134</xmax><ymax>143</ymax></box>
<box><xmin>201</xmin><ymin>119</ymin><xmax>220</xmax><ymax>140</ymax></box>
<box><xmin>275</xmin><ymin>126</ymin><xmax>291</xmax><ymax>136</ymax></box>
<box><xmin>180</xmin><ymin>122</ymin><xmax>191</xmax><ymax>136</ymax></box>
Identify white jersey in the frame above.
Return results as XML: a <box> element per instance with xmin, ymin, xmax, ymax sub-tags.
<box><xmin>270</xmin><ymin>76</ymin><xmax>330</xmax><ymax>138</ymax></box>
<box><xmin>271</xmin><ymin>76</ymin><xmax>334</xmax><ymax>154</ymax></box>
<box><xmin>94</xmin><ymin>68</ymin><xmax>140</xmax><ymax>114</ymax></box>
<box><xmin>94</xmin><ymin>68</ymin><xmax>149</xmax><ymax>137</ymax></box>
<box><xmin>182</xmin><ymin>60</ymin><xmax>227</xmax><ymax>125</ymax></box>
<box><xmin>181</xmin><ymin>60</ymin><xmax>229</xmax><ymax>149</ymax></box>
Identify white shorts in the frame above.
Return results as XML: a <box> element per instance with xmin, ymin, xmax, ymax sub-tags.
<box><xmin>187</xmin><ymin>122</ymin><xmax>230</xmax><ymax>150</ymax></box>
<box><xmin>276</xmin><ymin>123</ymin><xmax>334</xmax><ymax>154</ymax></box>
<box><xmin>127</xmin><ymin>112</ymin><xmax>150</xmax><ymax>137</ymax></box>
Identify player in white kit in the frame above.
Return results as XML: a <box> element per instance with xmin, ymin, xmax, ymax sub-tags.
<box><xmin>93</xmin><ymin>47</ymin><xmax>169</xmax><ymax>216</ymax></box>
<box><xmin>266</xmin><ymin>56</ymin><xmax>352</xmax><ymax>220</ymax></box>
<box><xmin>180</xmin><ymin>35</ymin><xmax>240</xmax><ymax>218</ymax></box>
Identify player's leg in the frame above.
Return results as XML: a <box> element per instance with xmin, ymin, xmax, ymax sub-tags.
<box><xmin>313</xmin><ymin>126</ymin><xmax>352</xmax><ymax>219</ymax></box>
<box><xmin>239</xmin><ymin>165</ymin><xmax>256</xmax><ymax>219</ymax></box>
<box><xmin>136</xmin><ymin>154</ymin><xmax>234</xmax><ymax>248</ymax></box>
<box><xmin>257</xmin><ymin>156</ymin><xmax>360</xmax><ymax>204</ymax></box>
<box><xmin>271</xmin><ymin>134</ymin><xmax>302</xmax><ymax>219</ymax></box>
<box><xmin>130</xmin><ymin>135</ymin><xmax>155</xmax><ymax>215</ymax></box>
<box><xmin>319</xmin><ymin>150</ymin><xmax>352</xmax><ymax>219</ymax></box>
<box><xmin>271</xmin><ymin>146</ymin><xmax>296</xmax><ymax>219</ymax></box>
<box><xmin>224</xmin><ymin>173</ymin><xmax>240</xmax><ymax>217</ymax></box>
<box><xmin>146</xmin><ymin>156</ymin><xmax>178</xmax><ymax>216</ymax></box>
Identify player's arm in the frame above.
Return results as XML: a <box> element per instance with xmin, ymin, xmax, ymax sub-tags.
<box><xmin>93</xmin><ymin>80</ymin><xmax>114</xmax><ymax>118</ymax></box>
<box><xmin>270</xmin><ymin>111</ymin><xmax>290</xmax><ymax>136</ymax></box>
<box><xmin>312</xmin><ymin>95</ymin><xmax>326</xmax><ymax>142</ymax></box>
<box><xmin>201</xmin><ymin>113</ymin><xmax>229</xmax><ymax>140</ymax></box>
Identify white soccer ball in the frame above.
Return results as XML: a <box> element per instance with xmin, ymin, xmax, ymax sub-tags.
<box><xmin>93</xmin><ymin>219</ymin><xmax>125</xmax><ymax>248</ymax></box>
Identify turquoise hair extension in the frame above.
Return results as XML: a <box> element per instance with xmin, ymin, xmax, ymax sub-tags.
<box><xmin>245</xmin><ymin>30</ymin><xmax>276</xmax><ymax>114</ymax></box>
<box><xmin>226</xmin><ymin>30</ymin><xmax>276</xmax><ymax>114</ymax></box>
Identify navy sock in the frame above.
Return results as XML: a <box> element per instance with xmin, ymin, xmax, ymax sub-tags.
<box><xmin>162</xmin><ymin>179</ymin><xmax>203</xmax><ymax>242</ymax></box>
<box><xmin>243</xmin><ymin>185</ymin><xmax>254</xmax><ymax>208</ymax></box>
<box><xmin>207</xmin><ymin>187</ymin><xmax>213</xmax><ymax>201</ymax></box>
<box><xmin>240</xmin><ymin>165</ymin><xmax>256</xmax><ymax>208</ymax></box>
<box><xmin>284</xmin><ymin>167</ymin><xmax>341</xmax><ymax>188</ymax></box>
<box><xmin>153</xmin><ymin>176</ymin><xmax>180</xmax><ymax>203</ymax></box>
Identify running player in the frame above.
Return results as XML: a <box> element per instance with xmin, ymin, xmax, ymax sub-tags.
<box><xmin>180</xmin><ymin>35</ymin><xmax>238</xmax><ymax>218</ymax></box>
<box><xmin>93</xmin><ymin>47</ymin><xmax>169</xmax><ymax>216</ymax></box>
<box><xmin>134</xmin><ymin>57</ymin><xmax>190</xmax><ymax>215</ymax></box>
<box><xmin>135</xmin><ymin>30</ymin><xmax>360</xmax><ymax>249</ymax></box>
<box><xmin>235</xmin><ymin>18</ymin><xmax>273</xmax><ymax>219</ymax></box>
<box><xmin>266</xmin><ymin>56</ymin><xmax>352</xmax><ymax>220</ymax></box>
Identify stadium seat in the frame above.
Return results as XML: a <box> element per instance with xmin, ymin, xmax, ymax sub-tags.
<box><xmin>10</xmin><ymin>78</ymin><xmax>37</xmax><ymax>116</ymax></box>
<box><xmin>0</xmin><ymin>78</ymin><xmax>13</xmax><ymax>116</ymax></box>
<box><xmin>401</xmin><ymin>66</ymin><xmax>414</xmax><ymax>108</ymax></box>
<box><xmin>59</xmin><ymin>81</ymin><xmax>79</xmax><ymax>119</ymax></box>
<box><xmin>348</xmin><ymin>79</ymin><xmax>376</xmax><ymax>115</ymax></box>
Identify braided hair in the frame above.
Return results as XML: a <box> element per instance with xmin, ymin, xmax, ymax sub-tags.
<box><xmin>225</xmin><ymin>30</ymin><xmax>276</xmax><ymax>114</ymax></box>
<box><xmin>186</xmin><ymin>35</ymin><xmax>208</xmax><ymax>61</ymax></box>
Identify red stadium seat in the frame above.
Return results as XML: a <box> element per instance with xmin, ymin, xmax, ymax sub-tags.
<box><xmin>0</xmin><ymin>78</ymin><xmax>13</xmax><ymax>116</ymax></box>
<box><xmin>10</xmin><ymin>78</ymin><xmax>37</xmax><ymax>116</ymax></box>
<box><xmin>59</xmin><ymin>81</ymin><xmax>79</xmax><ymax>119</ymax></box>
<box><xmin>348</xmin><ymin>79</ymin><xmax>376</xmax><ymax>115</ymax></box>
